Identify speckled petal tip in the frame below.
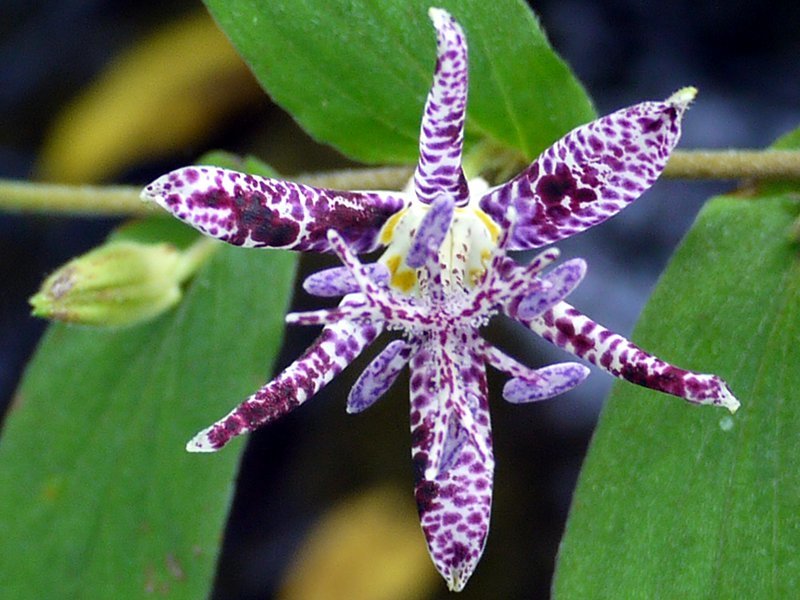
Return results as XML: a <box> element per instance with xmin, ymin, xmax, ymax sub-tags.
<box><xmin>142</xmin><ymin>166</ymin><xmax>406</xmax><ymax>253</ymax></box>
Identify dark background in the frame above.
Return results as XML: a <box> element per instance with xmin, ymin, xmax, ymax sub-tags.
<box><xmin>1</xmin><ymin>1</ymin><xmax>798</xmax><ymax>598</ymax></box>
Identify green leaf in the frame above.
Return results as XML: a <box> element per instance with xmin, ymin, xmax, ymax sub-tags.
<box><xmin>553</xmin><ymin>193</ymin><xmax>800</xmax><ymax>597</ymax></box>
<box><xmin>772</xmin><ymin>125</ymin><xmax>800</xmax><ymax>150</ymax></box>
<box><xmin>203</xmin><ymin>0</ymin><xmax>595</xmax><ymax>163</ymax></box>
<box><xmin>0</xmin><ymin>229</ymin><xmax>297</xmax><ymax>598</ymax></box>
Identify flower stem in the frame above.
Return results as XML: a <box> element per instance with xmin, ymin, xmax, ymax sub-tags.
<box><xmin>175</xmin><ymin>236</ymin><xmax>219</xmax><ymax>282</ymax></box>
<box><xmin>1</xmin><ymin>150</ymin><xmax>798</xmax><ymax>218</ymax></box>
<box><xmin>664</xmin><ymin>150</ymin><xmax>800</xmax><ymax>179</ymax></box>
<box><xmin>0</xmin><ymin>180</ymin><xmax>151</xmax><ymax>217</ymax></box>
<box><xmin>296</xmin><ymin>165</ymin><xmax>413</xmax><ymax>191</ymax></box>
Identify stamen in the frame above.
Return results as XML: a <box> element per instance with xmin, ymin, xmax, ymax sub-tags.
<box><xmin>406</xmin><ymin>195</ymin><xmax>455</xmax><ymax>269</ymax></box>
<box><xmin>347</xmin><ymin>340</ymin><xmax>415</xmax><ymax>413</ymax></box>
<box><xmin>503</xmin><ymin>363</ymin><xmax>590</xmax><ymax>403</ymax></box>
<box><xmin>516</xmin><ymin>258</ymin><xmax>587</xmax><ymax>319</ymax></box>
<box><xmin>303</xmin><ymin>263</ymin><xmax>390</xmax><ymax>297</ymax></box>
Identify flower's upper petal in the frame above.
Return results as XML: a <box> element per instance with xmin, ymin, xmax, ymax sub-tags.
<box><xmin>142</xmin><ymin>166</ymin><xmax>407</xmax><ymax>253</ymax></box>
<box><xmin>414</xmin><ymin>8</ymin><xmax>469</xmax><ymax>206</ymax></box>
<box><xmin>347</xmin><ymin>340</ymin><xmax>415</xmax><ymax>414</ymax></box>
<box><xmin>186</xmin><ymin>298</ymin><xmax>381</xmax><ymax>452</ymax></box>
<box><xmin>411</xmin><ymin>331</ymin><xmax>492</xmax><ymax>592</ymax></box>
<box><xmin>519</xmin><ymin>300</ymin><xmax>740</xmax><ymax>412</ymax></box>
<box><xmin>479</xmin><ymin>88</ymin><xmax>697</xmax><ymax>249</ymax></box>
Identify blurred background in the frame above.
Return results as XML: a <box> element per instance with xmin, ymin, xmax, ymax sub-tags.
<box><xmin>1</xmin><ymin>0</ymin><xmax>798</xmax><ymax>597</ymax></box>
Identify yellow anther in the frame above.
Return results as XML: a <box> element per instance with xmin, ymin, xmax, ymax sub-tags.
<box><xmin>379</xmin><ymin>209</ymin><xmax>406</xmax><ymax>246</ymax></box>
<box><xmin>391</xmin><ymin>269</ymin><xmax>418</xmax><ymax>293</ymax></box>
<box><xmin>475</xmin><ymin>208</ymin><xmax>501</xmax><ymax>243</ymax></box>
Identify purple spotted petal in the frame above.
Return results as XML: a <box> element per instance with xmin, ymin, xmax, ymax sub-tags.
<box><xmin>411</xmin><ymin>331</ymin><xmax>492</xmax><ymax>591</ymax></box>
<box><xmin>347</xmin><ymin>340</ymin><xmax>415</xmax><ymax>414</ymax></box>
<box><xmin>142</xmin><ymin>166</ymin><xmax>406</xmax><ymax>253</ymax></box>
<box><xmin>516</xmin><ymin>258</ymin><xmax>587</xmax><ymax>319</ymax></box>
<box><xmin>406</xmin><ymin>195</ymin><xmax>455</xmax><ymax>268</ymax></box>
<box><xmin>480</xmin><ymin>88</ymin><xmax>697</xmax><ymax>249</ymax></box>
<box><xmin>186</xmin><ymin>302</ymin><xmax>382</xmax><ymax>452</ymax></box>
<box><xmin>503</xmin><ymin>362</ymin><xmax>590</xmax><ymax>403</ymax></box>
<box><xmin>521</xmin><ymin>301</ymin><xmax>740</xmax><ymax>412</ymax></box>
<box><xmin>414</xmin><ymin>8</ymin><xmax>469</xmax><ymax>206</ymax></box>
<box><xmin>303</xmin><ymin>263</ymin><xmax>390</xmax><ymax>297</ymax></box>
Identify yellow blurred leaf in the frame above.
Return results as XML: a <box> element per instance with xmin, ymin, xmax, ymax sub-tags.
<box><xmin>278</xmin><ymin>485</ymin><xmax>439</xmax><ymax>600</ymax></box>
<box><xmin>38</xmin><ymin>11</ymin><xmax>263</xmax><ymax>183</ymax></box>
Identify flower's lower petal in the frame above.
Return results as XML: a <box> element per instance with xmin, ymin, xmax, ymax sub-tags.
<box><xmin>186</xmin><ymin>310</ymin><xmax>382</xmax><ymax>452</ymax></box>
<box><xmin>414</xmin><ymin>8</ymin><xmax>469</xmax><ymax>207</ymax></box>
<box><xmin>479</xmin><ymin>88</ymin><xmax>697</xmax><ymax>249</ymax></box>
<box><xmin>515</xmin><ymin>258</ymin><xmax>587</xmax><ymax>319</ymax></box>
<box><xmin>521</xmin><ymin>301</ymin><xmax>740</xmax><ymax>412</ymax></box>
<box><xmin>411</xmin><ymin>333</ymin><xmax>492</xmax><ymax>592</ymax></box>
<box><xmin>302</xmin><ymin>263</ymin><xmax>389</xmax><ymax>297</ymax></box>
<box><xmin>347</xmin><ymin>340</ymin><xmax>415</xmax><ymax>414</ymax></box>
<box><xmin>142</xmin><ymin>166</ymin><xmax>406</xmax><ymax>253</ymax></box>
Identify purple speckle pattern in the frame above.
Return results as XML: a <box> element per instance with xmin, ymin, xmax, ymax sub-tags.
<box><xmin>479</xmin><ymin>91</ymin><xmax>695</xmax><ymax>250</ymax></box>
<box><xmin>142</xmin><ymin>8</ymin><xmax>741</xmax><ymax>592</ymax></box>
<box><xmin>414</xmin><ymin>8</ymin><xmax>470</xmax><ymax>207</ymax></box>
<box><xmin>141</xmin><ymin>166</ymin><xmax>406</xmax><ymax>254</ymax></box>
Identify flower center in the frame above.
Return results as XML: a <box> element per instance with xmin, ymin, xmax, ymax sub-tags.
<box><xmin>377</xmin><ymin>181</ymin><xmax>500</xmax><ymax>297</ymax></box>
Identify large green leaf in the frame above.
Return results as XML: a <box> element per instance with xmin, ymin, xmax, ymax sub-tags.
<box><xmin>203</xmin><ymin>0</ymin><xmax>595</xmax><ymax>163</ymax></box>
<box><xmin>553</xmin><ymin>192</ymin><xmax>800</xmax><ymax>596</ymax></box>
<box><xmin>0</xmin><ymin>221</ymin><xmax>297</xmax><ymax>598</ymax></box>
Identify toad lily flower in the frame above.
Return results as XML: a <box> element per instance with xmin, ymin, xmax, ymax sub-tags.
<box><xmin>142</xmin><ymin>7</ymin><xmax>739</xmax><ymax>591</ymax></box>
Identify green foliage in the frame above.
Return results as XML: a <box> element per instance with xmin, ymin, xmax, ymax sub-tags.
<box><xmin>554</xmin><ymin>191</ymin><xmax>800</xmax><ymax>596</ymax></box>
<box><xmin>0</xmin><ymin>218</ymin><xmax>297</xmax><ymax>598</ymax></box>
<box><xmin>203</xmin><ymin>0</ymin><xmax>595</xmax><ymax>163</ymax></box>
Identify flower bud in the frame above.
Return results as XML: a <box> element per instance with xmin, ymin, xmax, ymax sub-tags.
<box><xmin>30</xmin><ymin>240</ymin><xmax>195</xmax><ymax>327</ymax></box>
